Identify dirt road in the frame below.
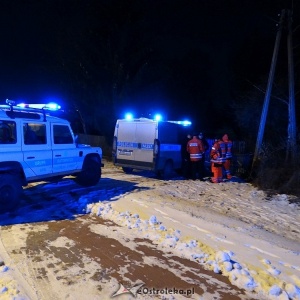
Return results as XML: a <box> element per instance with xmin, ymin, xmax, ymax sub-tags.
<box><xmin>0</xmin><ymin>160</ymin><xmax>299</xmax><ymax>300</ymax></box>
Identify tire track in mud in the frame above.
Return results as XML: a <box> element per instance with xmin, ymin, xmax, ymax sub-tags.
<box><xmin>1</xmin><ymin>215</ymin><xmax>254</xmax><ymax>299</ymax></box>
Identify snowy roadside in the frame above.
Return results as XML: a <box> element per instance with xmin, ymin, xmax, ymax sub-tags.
<box><xmin>88</xmin><ymin>170</ymin><xmax>300</xmax><ymax>299</ymax></box>
<box><xmin>0</xmin><ymin>159</ymin><xmax>300</xmax><ymax>299</ymax></box>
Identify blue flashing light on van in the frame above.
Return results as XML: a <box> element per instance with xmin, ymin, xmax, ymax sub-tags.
<box><xmin>180</xmin><ymin>120</ymin><xmax>192</xmax><ymax>126</ymax></box>
<box><xmin>125</xmin><ymin>113</ymin><xmax>133</xmax><ymax>120</ymax></box>
<box><xmin>168</xmin><ymin>120</ymin><xmax>192</xmax><ymax>126</ymax></box>
<box><xmin>154</xmin><ymin>114</ymin><xmax>162</xmax><ymax>121</ymax></box>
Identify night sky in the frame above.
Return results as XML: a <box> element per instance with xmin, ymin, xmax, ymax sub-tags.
<box><xmin>0</xmin><ymin>0</ymin><xmax>299</xmax><ymax>138</ymax></box>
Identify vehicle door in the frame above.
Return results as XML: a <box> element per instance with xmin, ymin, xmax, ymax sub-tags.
<box><xmin>0</xmin><ymin>119</ymin><xmax>23</xmax><ymax>169</ymax></box>
<box><xmin>135</xmin><ymin>121</ymin><xmax>156</xmax><ymax>164</ymax></box>
<box><xmin>21</xmin><ymin>121</ymin><xmax>52</xmax><ymax>176</ymax></box>
<box><xmin>51</xmin><ymin>123</ymin><xmax>79</xmax><ymax>173</ymax></box>
<box><xmin>116</xmin><ymin>121</ymin><xmax>137</xmax><ymax>162</ymax></box>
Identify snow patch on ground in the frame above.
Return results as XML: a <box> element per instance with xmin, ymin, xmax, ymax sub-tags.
<box><xmin>89</xmin><ymin>199</ymin><xmax>300</xmax><ymax>300</ymax></box>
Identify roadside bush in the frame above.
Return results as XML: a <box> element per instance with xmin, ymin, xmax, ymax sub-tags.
<box><xmin>252</xmin><ymin>142</ymin><xmax>300</xmax><ymax>196</ymax></box>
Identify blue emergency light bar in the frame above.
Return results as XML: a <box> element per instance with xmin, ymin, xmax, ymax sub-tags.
<box><xmin>3</xmin><ymin>99</ymin><xmax>62</xmax><ymax>121</ymax></box>
<box><xmin>17</xmin><ymin>102</ymin><xmax>61</xmax><ymax>111</ymax></box>
<box><xmin>122</xmin><ymin>110</ymin><xmax>191</xmax><ymax>126</ymax></box>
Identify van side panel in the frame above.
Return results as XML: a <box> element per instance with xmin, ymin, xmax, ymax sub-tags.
<box><xmin>156</xmin><ymin>144</ymin><xmax>182</xmax><ymax>170</ymax></box>
<box><xmin>157</xmin><ymin>122</ymin><xmax>183</xmax><ymax>170</ymax></box>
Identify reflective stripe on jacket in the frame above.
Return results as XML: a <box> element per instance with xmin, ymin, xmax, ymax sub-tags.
<box><xmin>217</xmin><ymin>140</ymin><xmax>226</xmax><ymax>162</ymax></box>
<box><xmin>225</xmin><ymin>141</ymin><xmax>233</xmax><ymax>159</ymax></box>
<box><xmin>222</xmin><ymin>134</ymin><xmax>233</xmax><ymax>159</ymax></box>
<box><xmin>210</xmin><ymin>143</ymin><xmax>223</xmax><ymax>164</ymax></box>
<box><xmin>187</xmin><ymin>138</ymin><xmax>204</xmax><ymax>161</ymax></box>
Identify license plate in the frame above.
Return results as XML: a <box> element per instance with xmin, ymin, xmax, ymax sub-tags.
<box><xmin>118</xmin><ymin>149</ymin><xmax>133</xmax><ymax>156</ymax></box>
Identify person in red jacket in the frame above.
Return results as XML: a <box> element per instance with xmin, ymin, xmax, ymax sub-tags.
<box><xmin>186</xmin><ymin>134</ymin><xmax>204</xmax><ymax>180</ymax></box>
<box><xmin>210</xmin><ymin>139</ymin><xmax>224</xmax><ymax>183</ymax></box>
<box><xmin>222</xmin><ymin>133</ymin><xmax>233</xmax><ymax>179</ymax></box>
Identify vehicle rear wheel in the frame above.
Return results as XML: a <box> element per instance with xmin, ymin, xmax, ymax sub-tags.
<box><xmin>122</xmin><ymin>167</ymin><xmax>133</xmax><ymax>174</ymax></box>
<box><xmin>163</xmin><ymin>160</ymin><xmax>173</xmax><ymax>180</ymax></box>
<box><xmin>0</xmin><ymin>175</ymin><xmax>22</xmax><ymax>213</ymax></box>
<box><xmin>76</xmin><ymin>158</ymin><xmax>101</xmax><ymax>186</ymax></box>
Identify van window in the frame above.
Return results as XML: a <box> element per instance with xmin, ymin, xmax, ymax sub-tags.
<box><xmin>23</xmin><ymin>123</ymin><xmax>47</xmax><ymax>145</ymax></box>
<box><xmin>53</xmin><ymin>125</ymin><xmax>73</xmax><ymax>144</ymax></box>
<box><xmin>0</xmin><ymin>121</ymin><xmax>16</xmax><ymax>144</ymax></box>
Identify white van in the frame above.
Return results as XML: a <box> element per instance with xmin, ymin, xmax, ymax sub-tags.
<box><xmin>112</xmin><ymin>118</ymin><xmax>190</xmax><ymax>178</ymax></box>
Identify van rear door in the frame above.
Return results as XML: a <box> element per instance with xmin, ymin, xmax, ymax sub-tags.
<box><xmin>116</xmin><ymin>120</ymin><xmax>137</xmax><ymax>162</ymax></box>
<box><xmin>135</xmin><ymin>120</ymin><xmax>157</xmax><ymax>165</ymax></box>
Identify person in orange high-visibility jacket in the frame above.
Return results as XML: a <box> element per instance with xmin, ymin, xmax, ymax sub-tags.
<box><xmin>186</xmin><ymin>134</ymin><xmax>204</xmax><ymax>180</ymax></box>
<box><xmin>222</xmin><ymin>134</ymin><xmax>233</xmax><ymax>179</ymax></box>
<box><xmin>210</xmin><ymin>139</ymin><xmax>223</xmax><ymax>183</ymax></box>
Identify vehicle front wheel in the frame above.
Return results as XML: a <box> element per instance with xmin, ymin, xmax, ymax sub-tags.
<box><xmin>76</xmin><ymin>158</ymin><xmax>101</xmax><ymax>186</ymax></box>
<box><xmin>0</xmin><ymin>175</ymin><xmax>22</xmax><ymax>213</ymax></box>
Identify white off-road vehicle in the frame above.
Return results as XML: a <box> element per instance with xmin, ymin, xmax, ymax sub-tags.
<box><xmin>0</xmin><ymin>100</ymin><xmax>103</xmax><ymax>212</ymax></box>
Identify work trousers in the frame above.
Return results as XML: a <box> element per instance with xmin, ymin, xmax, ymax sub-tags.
<box><xmin>199</xmin><ymin>155</ymin><xmax>206</xmax><ymax>179</ymax></box>
<box><xmin>182</xmin><ymin>159</ymin><xmax>191</xmax><ymax>179</ymax></box>
<box><xmin>223</xmin><ymin>159</ymin><xmax>232</xmax><ymax>179</ymax></box>
<box><xmin>211</xmin><ymin>163</ymin><xmax>223</xmax><ymax>183</ymax></box>
<box><xmin>190</xmin><ymin>160</ymin><xmax>201</xmax><ymax>180</ymax></box>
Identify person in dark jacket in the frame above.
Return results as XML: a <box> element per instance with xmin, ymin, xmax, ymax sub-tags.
<box><xmin>181</xmin><ymin>134</ymin><xmax>192</xmax><ymax>178</ymax></box>
<box><xmin>198</xmin><ymin>132</ymin><xmax>209</xmax><ymax>180</ymax></box>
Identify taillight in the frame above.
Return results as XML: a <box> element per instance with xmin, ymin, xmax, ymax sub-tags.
<box><xmin>153</xmin><ymin>139</ymin><xmax>160</xmax><ymax>157</ymax></box>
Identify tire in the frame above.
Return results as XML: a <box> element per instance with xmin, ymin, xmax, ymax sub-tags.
<box><xmin>122</xmin><ymin>167</ymin><xmax>133</xmax><ymax>174</ymax></box>
<box><xmin>76</xmin><ymin>158</ymin><xmax>101</xmax><ymax>187</ymax></box>
<box><xmin>162</xmin><ymin>160</ymin><xmax>173</xmax><ymax>180</ymax></box>
<box><xmin>0</xmin><ymin>175</ymin><xmax>22</xmax><ymax>213</ymax></box>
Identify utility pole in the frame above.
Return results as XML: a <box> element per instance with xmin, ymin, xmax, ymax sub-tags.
<box><xmin>252</xmin><ymin>10</ymin><xmax>286</xmax><ymax>167</ymax></box>
<box><xmin>287</xmin><ymin>9</ymin><xmax>297</xmax><ymax>163</ymax></box>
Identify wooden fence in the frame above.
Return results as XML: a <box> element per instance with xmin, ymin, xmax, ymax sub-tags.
<box><xmin>78</xmin><ymin>134</ymin><xmax>253</xmax><ymax>177</ymax></box>
<box><xmin>205</xmin><ymin>139</ymin><xmax>253</xmax><ymax>177</ymax></box>
<box><xmin>77</xmin><ymin>134</ymin><xmax>112</xmax><ymax>158</ymax></box>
